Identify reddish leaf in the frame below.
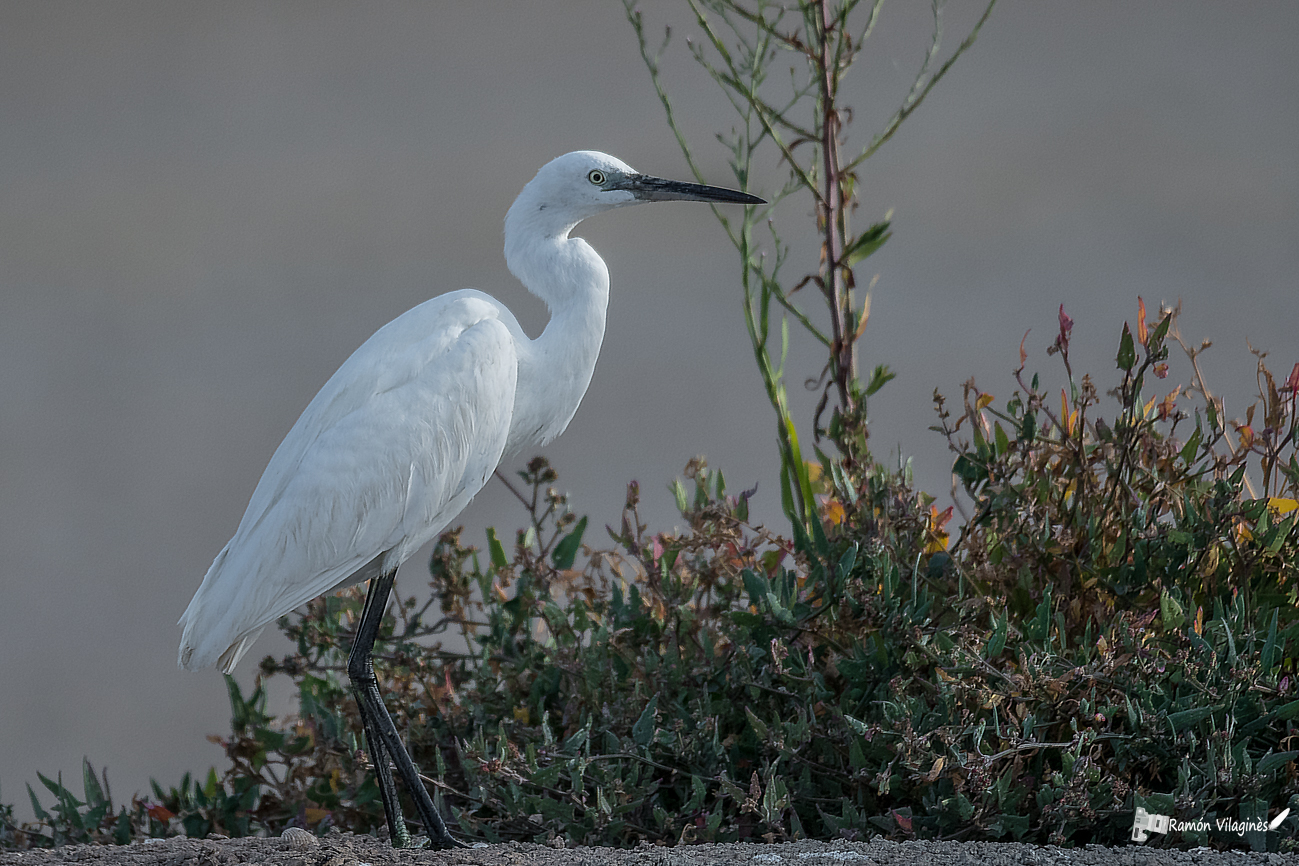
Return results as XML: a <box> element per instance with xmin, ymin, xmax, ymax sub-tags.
<box><xmin>445</xmin><ymin>669</ymin><xmax>459</xmax><ymax>705</ymax></box>
<box><xmin>145</xmin><ymin>803</ymin><xmax>175</xmax><ymax>822</ymax></box>
<box><xmin>1057</xmin><ymin>304</ymin><xmax>1074</xmax><ymax>350</ymax></box>
<box><xmin>1158</xmin><ymin>386</ymin><xmax>1181</xmax><ymax>421</ymax></box>
<box><xmin>930</xmin><ymin>505</ymin><xmax>954</xmax><ymax>532</ymax></box>
<box><xmin>1285</xmin><ymin>362</ymin><xmax>1299</xmax><ymax>393</ymax></box>
<box><xmin>1137</xmin><ymin>297</ymin><xmax>1148</xmax><ymax>346</ymax></box>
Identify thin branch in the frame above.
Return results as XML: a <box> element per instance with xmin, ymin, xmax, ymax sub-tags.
<box><xmin>494</xmin><ymin>468</ymin><xmax>530</xmax><ymax>508</ymax></box>
<box><xmin>847</xmin><ymin>0</ymin><xmax>998</xmax><ymax>171</ymax></box>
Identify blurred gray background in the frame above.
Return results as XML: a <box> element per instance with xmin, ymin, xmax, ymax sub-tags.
<box><xmin>2</xmin><ymin>2</ymin><xmax>1296</xmax><ymax>818</ymax></box>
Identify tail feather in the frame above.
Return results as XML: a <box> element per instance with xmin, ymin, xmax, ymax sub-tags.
<box><xmin>178</xmin><ymin>546</ymin><xmax>242</xmax><ymax>672</ymax></box>
<box><xmin>216</xmin><ymin>628</ymin><xmax>265</xmax><ymax>674</ymax></box>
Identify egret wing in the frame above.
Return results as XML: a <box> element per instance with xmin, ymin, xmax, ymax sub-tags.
<box><xmin>179</xmin><ymin>293</ymin><xmax>517</xmax><ymax>672</ymax></box>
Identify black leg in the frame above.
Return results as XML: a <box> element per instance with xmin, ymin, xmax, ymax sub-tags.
<box><xmin>349</xmin><ymin>574</ymin><xmax>411</xmax><ymax>846</ymax></box>
<box><xmin>347</xmin><ymin>571</ymin><xmax>464</xmax><ymax>849</ymax></box>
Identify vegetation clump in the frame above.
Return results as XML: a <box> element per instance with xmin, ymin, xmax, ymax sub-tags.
<box><xmin>7</xmin><ymin>305</ymin><xmax>1297</xmax><ymax>851</ymax></box>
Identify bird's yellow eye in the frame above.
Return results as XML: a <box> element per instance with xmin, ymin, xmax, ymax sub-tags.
<box><xmin>587</xmin><ymin>169</ymin><xmax>606</xmax><ymax>186</ymax></box>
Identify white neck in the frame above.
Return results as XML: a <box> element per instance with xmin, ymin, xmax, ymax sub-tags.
<box><xmin>501</xmin><ymin>198</ymin><xmax>610</xmax><ymax>455</ymax></box>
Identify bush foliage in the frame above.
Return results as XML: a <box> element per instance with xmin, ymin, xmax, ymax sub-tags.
<box><xmin>6</xmin><ymin>307</ymin><xmax>1296</xmax><ymax>852</ymax></box>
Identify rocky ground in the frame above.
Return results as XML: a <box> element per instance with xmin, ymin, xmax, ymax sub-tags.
<box><xmin>2</xmin><ymin>833</ymin><xmax>1297</xmax><ymax>866</ymax></box>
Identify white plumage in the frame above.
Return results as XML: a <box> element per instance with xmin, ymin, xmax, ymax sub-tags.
<box><xmin>175</xmin><ymin>150</ymin><xmax>761</xmax><ymax>848</ymax></box>
<box><xmin>179</xmin><ymin>294</ymin><xmax>518</xmax><ymax>672</ymax></box>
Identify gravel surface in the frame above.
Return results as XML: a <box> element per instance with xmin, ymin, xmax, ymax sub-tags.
<box><xmin>2</xmin><ymin>834</ymin><xmax>1297</xmax><ymax>866</ymax></box>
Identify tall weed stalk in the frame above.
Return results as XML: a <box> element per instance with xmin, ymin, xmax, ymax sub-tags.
<box><xmin>623</xmin><ymin>0</ymin><xmax>997</xmax><ymax>533</ymax></box>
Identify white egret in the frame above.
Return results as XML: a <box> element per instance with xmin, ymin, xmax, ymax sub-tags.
<box><xmin>177</xmin><ymin>151</ymin><xmax>763</xmax><ymax>848</ymax></box>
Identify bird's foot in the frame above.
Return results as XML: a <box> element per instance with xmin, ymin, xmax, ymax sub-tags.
<box><xmin>436</xmin><ymin>833</ymin><xmax>470</xmax><ymax>850</ymax></box>
<box><xmin>394</xmin><ymin>831</ymin><xmax>465</xmax><ymax>850</ymax></box>
<box><xmin>390</xmin><ymin>825</ymin><xmax>428</xmax><ymax>849</ymax></box>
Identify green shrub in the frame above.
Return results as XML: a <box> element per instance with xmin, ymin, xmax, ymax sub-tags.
<box><xmin>5</xmin><ymin>308</ymin><xmax>1296</xmax><ymax>852</ymax></box>
<box><xmin>224</xmin><ymin>306</ymin><xmax>1293</xmax><ymax>851</ymax></box>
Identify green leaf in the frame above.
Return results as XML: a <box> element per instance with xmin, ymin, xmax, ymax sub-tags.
<box><xmin>863</xmin><ymin>364</ymin><xmax>895</xmax><ymax>397</ymax></box>
<box><xmin>744</xmin><ymin>706</ymin><xmax>769</xmax><ymax>741</ymax></box>
<box><xmin>486</xmin><ymin>527</ymin><xmax>508</xmax><ymax>570</ymax></box>
<box><xmin>742</xmin><ymin>569</ymin><xmax>770</xmax><ymax>610</ymax></box>
<box><xmin>1116</xmin><ymin>323</ymin><xmax>1137</xmax><ymax>371</ymax></box>
<box><xmin>810</xmin><ymin>508</ymin><xmax>830</xmax><ymax>557</ymax></box>
<box><xmin>1255</xmin><ymin>750</ymin><xmax>1299</xmax><ymax>776</ymax></box>
<box><xmin>1150</xmin><ymin>312</ymin><xmax>1172</xmax><ymax>348</ymax></box>
<box><xmin>766</xmin><ymin>592</ymin><xmax>794</xmax><ymax>625</ymax></box>
<box><xmin>1160</xmin><ymin>590</ymin><xmax>1185</xmax><ymax>631</ymax></box>
<box><xmin>1261</xmin><ymin>609</ymin><xmax>1279</xmax><ymax>671</ymax></box>
<box><xmin>837</xmin><ymin>543</ymin><xmax>858</xmax><ymax>582</ymax></box>
<box><xmin>784</xmin><ymin>416</ymin><xmax>816</xmax><ymax>530</ymax></box>
<box><xmin>729</xmin><ymin>610</ymin><xmax>763</xmax><ymax>629</ymax></box>
<box><xmin>26</xmin><ymin>783</ymin><xmax>49</xmax><ymax>822</ymax></box>
<box><xmin>672</xmin><ymin>478</ymin><xmax>689</xmax><ymax>514</ymax></box>
<box><xmin>1020</xmin><ymin>407</ymin><xmax>1037</xmax><ymax>442</ymax></box>
<box><xmin>551</xmin><ymin>516</ymin><xmax>588</xmax><ymax>569</ymax></box>
<box><xmin>993</xmin><ymin>421</ymin><xmax>1010</xmax><ymax>456</ymax></box>
<box><xmin>985</xmin><ymin>610</ymin><xmax>1008</xmax><ymax>658</ymax></box>
<box><xmin>843</xmin><ymin>220</ymin><xmax>892</xmax><ymax>266</ymax></box>
<box><xmin>225</xmin><ymin>675</ymin><xmax>249</xmax><ymax>734</ymax></box>
<box><xmin>82</xmin><ymin>759</ymin><xmax>106</xmax><ymax>811</ymax></box>
<box><xmin>837</xmin><ymin>658</ymin><xmax>874</xmax><ymax>685</ymax></box>
<box><xmin>632</xmin><ymin>694</ymin><xmax>659</xmax><ymax>747</ymax></box>
<box><xmin>38</xmin><ymin>771</ymin><xmax>73</xmax><ymax>802</ymax></box>
<box><xmin>1168</xmin><ymin>704</ymin><xmax>1219</xmax><ymax>733</ymax></box>
<box><xmin>1180</xmin><ymin>425</ymin><xmax>1202</xmax><ymax>464</ymax></box>
<box><xmin>843</xmin><ymin>714</ymin><xmax>870</xmax><ymax>736</ymax></box>
<box><xmin>953</xmin><ymin>454</ymin><xmax>987</xmax><ymax>488</ymax></box>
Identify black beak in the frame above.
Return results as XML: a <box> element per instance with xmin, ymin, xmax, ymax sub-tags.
<box><xmin>615</xmin><ymin>174</ymin><xmax>765</xmax><ymax>205</ymax></box>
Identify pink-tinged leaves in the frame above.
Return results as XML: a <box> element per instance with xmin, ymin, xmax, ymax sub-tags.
<box><xmin>1284</xmin><ymin>362</ymin><xmax>1299</xmax><ymax>393</ymax></box>
<box><xmin>1019</xmin><ymin>330</ymin><xmax>1030</xmax><ymax>368</ymax></box>
<box><xmin>1057</xmin><ymin>304</ymin><xmax>1074</xmax><ymax>352</ymax></box>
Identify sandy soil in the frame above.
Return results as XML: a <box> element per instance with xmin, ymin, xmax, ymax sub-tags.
<box><xmin>2</xmin><ymin>833</ymin><xmax>1296</xmax><ymax>866</ymax></box>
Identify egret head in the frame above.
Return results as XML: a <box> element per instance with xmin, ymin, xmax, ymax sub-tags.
<box><xmin>509</xmin><ymin>150</ymin><xmax>764</xmax><ymax>235</ymax></box>
<box><xmin>504</xmin><ymin>151</ymin><xmax>764</xmax><ymax>307</ymax></box>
